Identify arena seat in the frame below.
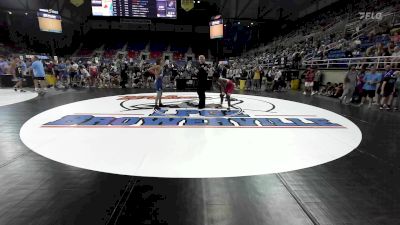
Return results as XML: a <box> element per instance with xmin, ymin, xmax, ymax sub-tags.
<box><xmin>76</xmin><ymin>48</ymin><xmax>94</xmax><ymax>57</ymax></box>
<box><xmin>128</xmin><ymin>50</ymin><xmax>138</xmax><ymax>59</ymax></box>
<box><xmin>171</xmin><ymin>43</ymin><xmax>189</xmax><ymax>53</ymax></box>
<box><xmin>173</xmin><ymin>52</ymin><xmax>184</xmax><ymax>61</ymax></box>
<box><xmin>103</xmin><ymin>50</ymin><xmax>116</xmax><ymax>59</ymax></box>
<box><xmin>150</xmin><ymin>42</ymin><xmax>167</xmax><ymax>52</ymax></box>
<box><xmin>127</xmin><ymin>42</ymin><xmax>147</xmax><ymax>51</ymax></box>
<box><xmin>327</xmin><ymin>50</ymin><xmax>346</xmax><ymax>59</ymax></box>
<box><xmin>150</xmin><ymin>51</ymin><xmax>162</xmax><ymax>59</ymax></box>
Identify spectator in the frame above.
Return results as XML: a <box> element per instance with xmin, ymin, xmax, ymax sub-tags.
<box><xmin>30</xmin><ymin>56</ymin><xmax>47</xmax><ymax>93</ymax></box>
<box><xmin>378</xmin><ymin>65</ymin><xmax>395</xmax><ymax>104</ymax></box>
<box><xmin>271</xmin><ymin>67</ymin><xmax>283</xmax><ymax>92</ymax></box>
<box><xmin>88</xmin><ymin>62</ymin><xmax>99</xmax><ymax>87</ymax></box>
<box><xmin>353</xmin><ymin>66</ymin><xmax>367</xmax><ymax>103</ymax></box>
<box><xmin>391</xmin><ymin>31</ymin><xmax>400</xmax><ymax>44</ymax></box>
<box><xmin>0</xmin><ymin>55</ymin><xmax>9</xmax><ymax>75</ymax></box>
<box><xmin>303</xmin><ymin>67</ymin><xmax>315</xmax><ymax>95</ymax></box>
<box><xmin>120</xmin><ymin>61</ymin><xmax>128</xmax><ymax>88</ymax></box>
<box><xmin>245</xmin><ymin>66</ymin><xmax>252</xmax><ymax>90</ymax></box>
<box><xmin>100</xmin><ymin>68</ymin><xmax>110</xmax><ymax>88</ymax></box>
<box><xmin>391</xmin><ymin>46</ymin><xmax>400</xmax><ymax>69</ymax></box>
<box><xmin>340</xmin><ymin>66</ymin><xmax>358</xmax><ymax>104</ymax></box>
<box><xmin>312</xmin><ymin>69</ymin><xmax>322</xmax><ymax>95</ymax></box>
<box><xmin>78</xmin><ymin>65</ymin><xmax>90</xmax><ymax>87</ymax></box>
<box><xmin>69</xmin><ymin>61</ymin><xmax>79</xmax><ymax>87</ymax></box>
<box><xmin>13</xmin><ymin>57</ymin><xmax>25</xmax><ymax>92</ymax></box>
<box><xmin>393</xmin><ymin>71</ymin><xmax>400</xmax><ymax>110</ymax></box>
<box><xmin>57</xmin><ymin>59</ymin><xmax>68</xmax><ymax>88</ymax></box>
<box><xmin>333</xmin><ymin>83</ymin><xmax>344</xmax><ymax>98</ymax></box>
<box><xmin>358</xmin><ymin>66</ymin><xmax>382</xmax><ymax>108</ymax></box>
<box><xmin>380</xmin><ymin>69</ymin><xmax>397</xmax><ymax>110</ymax></box>
<box><xmin>252</xmin><ymin>66</ymin><xmax>261</xmax><ymax>91</ymax></box>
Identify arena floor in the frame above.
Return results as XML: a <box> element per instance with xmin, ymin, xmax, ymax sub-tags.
<box><xmin>0</xmin><ymin>88</ymin><xmax>399</xmax><ymax>225</ymax></box>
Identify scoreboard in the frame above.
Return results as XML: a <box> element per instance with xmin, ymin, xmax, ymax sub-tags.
<box><xmin>37</xmin><ymin>9</ymin><xmax>62</xmax><ymax>33</ymax></box>
<box><xmin>91</xmin><ymin>0</ymin><xmax>177</xmax><ymax>19</ymax></box>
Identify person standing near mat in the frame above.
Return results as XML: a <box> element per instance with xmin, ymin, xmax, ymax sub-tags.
<box><xmin>13</xmin><ymin>57</ymin><xmax>26</xmax><ymax>92</ymax></box>
<box><xmin>380</xmin><ymin>69</ymin><xmax>397</xmax><ymax>110</ymax></box>
<box><xmin>0</xmin><ymin>55</ymin><xmax>9</xmax><ymax>76</ymax></box>
<box><xmin>196</xmin><ymin>55</ymin><xmax>208</xmax><ymax>109</ymax></box>
<box><xmin>149</xmin><ymin>58</ymin><xmax>164</xmax><ymax>109</ymax></box>
<box><xmin>358</xmin><ymin>66</ymin><xmax>381</xmax><ymax>108</ymax></box>
<box><xmin>340</xmin><ymin>65</ymin><xmax>357</xmax><ymax>104</ymax></box>
<box><xmin>31</xmin><ymin>56</ymin><xmax>47</xmax><ymax>93</ymax></box>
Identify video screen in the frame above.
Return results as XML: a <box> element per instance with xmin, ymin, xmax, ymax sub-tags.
<box><xmin>210</xmin><ymin>16</ymin><xmax>223</xmax><ymax>39</ymax></box>
<box><xmin>37</xmin><ymin>10</ymin><xmax>62</xmax><ymax>33</ymax></box>
<box><xmin>91</xmin><ymin>0</ymin><xmax>177</xmax><ymax>19</ymax></box>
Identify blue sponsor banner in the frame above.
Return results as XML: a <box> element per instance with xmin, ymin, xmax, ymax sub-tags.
<box><xmin>43</xmin><ymin>110</ymin><xmax>343</xmax><ymax>128</ymax></box>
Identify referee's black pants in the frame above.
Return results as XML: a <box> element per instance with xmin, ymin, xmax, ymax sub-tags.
<box><xmin>197</xmin><ymin>89</ymin><xmax>206</xmax><ymax>109</ymax></box>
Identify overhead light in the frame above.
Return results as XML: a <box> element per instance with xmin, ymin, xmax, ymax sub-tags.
<box><xmin>251</xmin><ymin>22</ymin><xmax>254</xmax><ymax>25</ymax></box>
<box><xmin>237</xmin><ymin>22</ymin><xmax>240</xmax><ymax>25</ymax></box>
<box><xmin>25</xmin><ymin>12</ymin><xmax>28</xmax><ymax>16</ymax></box>
<box><xmin>197</xmin><ymin>0</ymin><xmax>200</xmax><ymax>3</ymax></box>
<box><xmin>8</xmin><ymin>11</ymin><xmax>12</xmax><ymax>15</ymax></box>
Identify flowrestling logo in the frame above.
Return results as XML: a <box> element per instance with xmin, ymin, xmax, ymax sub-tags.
<box><xmin>359</xmin><ymin>12</ymin><xmax>383</xmax><ymax>20</ymax></box>
<box><xmin>20</xmin><ymin>93</ymin><xmax>362</xmax><ymax>178</ymax></box>
<box><xmin>41</xmin><ymin>95</ymin><xmax>344</xmax><ymax>128</ymax></box>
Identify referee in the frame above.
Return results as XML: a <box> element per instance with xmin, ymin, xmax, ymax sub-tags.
<box><xmin>197</xmin><ymin>55</ymin><xmax>208</xmax><ymax>109</ymax></box>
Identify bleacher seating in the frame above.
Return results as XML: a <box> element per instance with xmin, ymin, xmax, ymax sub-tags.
<box><xmin>328</xmin><ymin>50</ymin><xmax>346</xmax><ymax>59</ymax></box>
<box><xmin>170</xmin><ymin>43</ymin><xmax>189</xmax><ymax>53</ymax></box>
<box><xmin>127</xmin><ymin>51</ymin><xmax>139</xmax><ymax>59</ymax></box>
<box><xmin>103</xmin><ymin>50</ymin><xmax>116</xmax><ymax>59</ymax></box>
<box><xmin>127</xmin><ymin>42</ymin><xmax>147</xmax><ymax>51</ymax></box>
<box><xmin>150</xmin><ymin>51</ymin><xmax>162</xmax><ymax>59</ymax></box>
<box><xmin>245</xmin><ymin>0</ymin><xmax>399</xmax><ymax>65</ymax></box>
<box><xmin>150</xmin><ymin>42</ymin><xmax>167</xmax><ymax>52</ymax></box>
<box><xmin>76</xmin><ymin>48</ymin><xmax>94</xmax><ymax>57</ymax></box>
<box><xmin>173</xmin><ymin>52</ymin><xmax>184</xmax><ymax>61</ymax></box>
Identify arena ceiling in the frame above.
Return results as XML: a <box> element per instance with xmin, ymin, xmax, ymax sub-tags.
<box><xmin>0</xmin><ymin>0</ymin><xmax>339</xmax><ymax>22</ymax></box>
<box><xmin>209</xmin><ymin>0</ymin><xmax>326</xmax><ymax>20</ymax></box>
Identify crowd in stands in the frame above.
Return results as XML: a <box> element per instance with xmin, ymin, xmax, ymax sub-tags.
<box><xmin>303</xmin><ymin>64</ymin><xmax>400</xmax><ymax>110</ymax></box>
<box><xmin>1</xmin><ymin>0</ymin><xmax>400</xmax><ymax>111</ymax></box>
<box><xmin>244</xmin><ymin>0</ymin><xmax>400</xmax><ymax>70</ymax></box>
<box><xmin>0</xmin><ymin>52</ymin><xmax>400</xmax><ymax>111</ymax></box>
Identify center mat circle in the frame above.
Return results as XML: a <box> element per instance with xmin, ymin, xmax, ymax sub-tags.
<box><xmin>20</xmin><ymin>92</ymin><xmax>362</xmax><ymax>178</ymax></box>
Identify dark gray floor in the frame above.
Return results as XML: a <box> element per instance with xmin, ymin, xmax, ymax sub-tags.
<box><xmin>0</xmin><ymin>88</ymin><xmax>399</xmax><ymax>225</ymax></box>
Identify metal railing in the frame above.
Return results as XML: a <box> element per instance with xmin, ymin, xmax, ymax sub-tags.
<box><xmin>303</xmin><ymin>56</ymin><xmax>400</xmax><ymax>69</ymax></box>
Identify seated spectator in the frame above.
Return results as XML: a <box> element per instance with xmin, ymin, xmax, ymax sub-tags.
<box><xmin>78</xmin><ymin>65</ymin><xmax>90</xmax><ymax>87</ymax></box>
<box><xmin>376</xmin><ymin>43</ymin><xmax>385</xmax><ymax>57</ymax></box>
<box><xmin>392</xmin><ymin>46</ymin><xmax>400</xmax><ymax>69</ymax></box>
<box><xmin>99</xmin><ymin>68</ymin><xmax>110</xmax><ymax>88</ymax></box>
<box><xmin>333</xmin><ymin>83</ymin><xmax>344</xmax><ymax>98</ymax></box>
<box><xmin>393</xmin><ymin>71</ymin><xmax>400</xmax><ymax>110</ymax></box>
<box><xmin>320</xmin><ymin>82</ymin><xmax>333</xmax><ymax>96</ymax></box>
<box><xmin>0</xmin><ymin>55</ymin><xmax>9</xmax><ymax>75</ymax></box>
<box><xmin>391</xmin><ymin>32</ymin><xmax>400</xmax><ymax>44</ymax></box>
<box><xmin>387</xmin><ymin>41</ymin><xmax>396</xmax><ymax>53</ymax></box>
<box><xmin>132</xmin><ymin>74</ymin><xmax>143</xmax><ymax>88</ymax></box>
<box><xmin>327</xmin><ymin>83</ymin><xmax>337</xmax><ymax>96</ymax></box>
<box><xmin>366</xmin><ymin>45</ymin><xmax>376</xmax><ymax>57</ymax></box>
